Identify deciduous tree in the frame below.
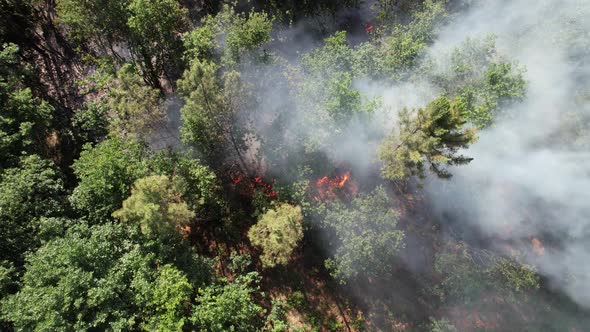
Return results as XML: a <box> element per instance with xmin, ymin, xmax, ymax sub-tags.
<box><xmin>113</xmin><ymin>175</ymin><xmax>195</xmax><ymax>240</ymax></box>
<box><xmin>248</xmin><ymin>203</ymin><xmax>304</xmax><ymax>268</ymax></box>
<box><xmin>0</xmin><ymin>44</ymin><xmax>53</xmax><ymax>169</ymax></box>
<box><xmin>323</xmin><ymin>187</ymin><xmax>405</xmax><ymax>281</ymax></box>
<box><xmin>70</xmin><ymin>138</ymin><xmax>151</xmax><ymax>223</ymax></box>
<box><xmin>2</xmin><ymin>223</ymin><xmax>153</xmax><ymax>330</ymax></box>
<box><xmin>0</xmin><ymin>155</ymin><xmax>64</xmax><ymax>266</ymax></box>
<box><xmin>127</xmin><ymin>0</ymin><xmax>188</xmax><ymax>87</ymax></box>
<box><xmin>191</xmin><ymin>272</ymin><xmax>264</xmax><ymax>332</ymax></box>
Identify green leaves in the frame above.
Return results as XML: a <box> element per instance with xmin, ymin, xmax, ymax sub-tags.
<box><xmin>191</xmin><ymin>273</ymin><xmax>264</xmax><ymax>332</ymax></box>
<box><xmin>379</xmin><ymin>96</ymin><xmax>477</xmax><ymax>180</ymax></box>
<box><xmin>127</xmin><ymin>0</ymin><xmax>188</xmax><ymax>86</ymax></box>
<box><xmin>178</xmin><ymin>58</ymin><xmax>252</xmax><ymax>172</ymax></box>
<box><xmin>183</xmin><ymin>5</ymin><xmax>273</xmax><ymax>66</ymax></box>
<box><xmin>322</xmin><ymin>187</ymin><xmax>405</xmax><ymax>281</ymax></box>
<box><xmin>55</xmin><ymin>0</ymin><xmax>130</xmax><ymax>44</ymax></box>
<box><xmin>0</xmin><ymin>43</ymin><xmax>53</xmax><ymax>169</ymax></box>
<box><xmin>107</xmin><ymin>64</ymin><xmax>164</xmax><ymax>140</ymax></box>
<box><xmin>141</xmin><ymin>264</ymin><xmax>193</xmax><ymax>332</ymax></box>
<box><xmin>426</xmin><ymin>36</ymin><xmax>527</xmax><ymax>128</ymax></box>
<box><xmin>248</xmin><ymin>203</ymin><xmax>304</xmax><ymax>268</ymax></box>
<box><xmin>113</xmin><ymin>175</ymin><xmax>195</xmax><ymax>240</ymax></box>
<box><xmin>2</xmin><ymin>223</ymin><xmax>148</xmax><ymax>331</ymax></box>
<box><xmin>70</xmin><ymin>138</ymin><xmax>151</xmax><ymax>223</ymax></box>
<box><xmin>0</xmin><ymin>155</ymin><xmax>65</xmax><ymax>265</ymax></box>
<box><xmin>432</xmin><ymin>242</ymin><xmax>540</xmax><ymax>304</ymax></box>
<box><xmin>2</xmin><ymin>221</ymin><xmax>207</xmax><ymax>331</ymax></box>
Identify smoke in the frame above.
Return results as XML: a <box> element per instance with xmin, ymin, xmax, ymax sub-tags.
<box><xmin>169</xmin><ymin>0</ymin><xmax>590</xmax><ymax>319</ymax></box>
<box><xmin>423</xmin><ymin>0</ymin><xmax>590</xmax><ymax>308</ymax></box>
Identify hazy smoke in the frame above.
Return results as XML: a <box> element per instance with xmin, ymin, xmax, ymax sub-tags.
<box><xmin>172</xmin><ymin>0</ymin><xmax>590</xmax><ymax>311</ymax></box>
<box><xmin>423</xmin><ymin>0</ymin><xmax>590</xmax><ymax>308</ymax></box>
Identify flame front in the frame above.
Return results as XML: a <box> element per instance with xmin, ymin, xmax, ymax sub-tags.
<box><xmin>231</xmin><ymin>173</ymin><xmax>278</xmax><ymax>199</ymax></box>
<box><xmin>531</xmin><ymin>237</ymin><xmax>545</xmax><ymax>256</ymax></box>
<box><xmin>314</xmin><ymin>170</ymin><xmax>356</xmax><ymax>201</ymax></box>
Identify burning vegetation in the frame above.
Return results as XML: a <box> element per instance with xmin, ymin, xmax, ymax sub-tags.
<box><xmin>313</xmin><ymin>169</ymin><xmax>358</xmax><ymax>201</ymax></box>
<box><xmin>2</xmin><ymin>0</ymin><xmax>589</xmax><ymax>331</ymax></box>
<box><xmin>231</xmin><ymin>173</ymin><xmax>278</xmax><ymax>200</ymax></box>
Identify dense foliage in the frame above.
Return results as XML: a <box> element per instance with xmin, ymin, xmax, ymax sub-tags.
<box><xmin>1</xmin><ymin>0</ymin><xmax>588</xmax><ymax>331</ymax></box>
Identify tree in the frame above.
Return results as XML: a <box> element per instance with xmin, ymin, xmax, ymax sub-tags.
<box><xmin>2</xmin><ymin>223</ymin><xmax>154</xmax><ymax>331</ymax></box>
<box><xmin>191</xmin><ymin>272</ymin><xmax>264</xmax><ymax>332</ymax></box>
<box><xmin>72</xmin><ymin>101</ymin><xmax>110</xmax><ymax>145</ymax></box>
<box><xmin>428</xmin><ymin>241</ymin><xmax>542</xmax><ymax>330</ymax></box>
<box><xmin>182</xmin><ymin>4</ymin><xmax>273</xmax><ymax>66</ymax></box>
<box><xmin>322</xmin><ymin>187</ymin><xmax>405</xmax><ymax>281</ymax></box>
<box><xmin>293</xmin><ymin>31</ymin><xmax>379</xmax><ymax>155</ymax></box>
<box><xmin>0</xmin><ymin>43</ymin><xmax>53</xmax><ymax>169</ymax></box>
<box><xmin>113</xmin><ymin>175</ymin><xmax>195</xmax><ymax>240</ymax></box>
<box><xmin>2</xmin><ymin>221</ymin><xmax>207</xmax><ymax>331</ymax></box>
<box><xmin>425</xmin><ymin>36</ymin><xmax>527</xmax><ymax>128</ymax></box>
<box><xmin>149</xmin><ymin>150</ymin><xmax>222</xmax><ymax>213</ymax></box>
<box><xmin>127</xmin><ymin>0</ymin><xmax>188</xmax><ymax>87</ymax></box>
<box><xmin>179</xmin><ymin>5</ymin><xmax>274</xmax><ymax>172</ymax></box>
<box><xmin>107</xmin><ymin>64</ymin><xmax>165</xmax><ymax>140</ymax></box>
<box><xmin>177</xmin><ymin>58</ymin><xmax>251</xmax><ymax>172</ymax></box>
<box><xmin>431</xmin><ymin>242</ymin><xmax>539</xmax><ymax>304</ymax></box>
<box><xmin>379</xmin><ymin>96</ymin><xmax>477</xmax><ymax>180</ymax></box>
<box><xmin>427</xmin><ymin>318</ymin><xmax>458</xmax><ymax>332</ymax></box>
<box><xmin>377</xmin><ymin>0</ymin><xmax>448</xmax><ymax>81</ymax></box>
<box><xmin>136</xmin><ymin>264</ymin><xmax>193</xmax><ymax>332</ymax></box>
<box><xmin>57</xmin><ymin>0</ymin><xmax>188</xmax><ymax>86</ymax></box>
<box><xmin>55</xmin><ymin>0</ymin><xmax>130</xmax><ymax>51</ymax></box>
<box><xmin>70</xmin><ymin>138</ymin><xmax>151</xmax><ymax>223</ymax></box>
<box><xmin>300</xmin><ymin>32</ymin><xmax>376</xmax><ymax>125</ymax></box>
<box><xmin>0</xmin><ymin>155</ymin><xmax>65</xmax><ymax>266</ymax></box>
<box><xmin>248</xmin><ymin>203</ymin><xmax>304</xmax><ymax>268</ymax></box>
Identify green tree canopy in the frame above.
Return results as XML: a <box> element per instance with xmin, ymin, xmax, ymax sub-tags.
<box><xmin>2</xmin><ymin>223</ymin><xmax>154</xmax><ymax>331</ymax></box>
<box><xmin>177</xmin><ymin>58</ymin><xmax>251</xmax><ymax>172</ymax></box>
<box><xmin>379</xmin><ymin>96</ymin><xmax>477</xmax><ymax>180</ymax></box>
<box><xmin>431</xmin><ymin>242</ymin><xmax>540</xmax><ymax>304</ymax></box>
<box><xmin>135</xmin><ymin>264</ymin><xmax>193</xmax><ymax>332</ymax></box>
<box><xmin>107</xmin><ymin>64</ymin><xmax>165</xmax><ymax>140</ymax></box>
<box><xmin>425</xmin><ymin>36</ymin><xmax>527</xmax><ymax>127</ymax></box>
<box><xmin>183</xmin><ymin>4</ymin><xmax>273</xmax><ymax>66</ymax></box>
<box><xmin>127</xmin><ymin>0</ymin><xmax>188</xmax><ymax>87</ymax></box>
<box><xmin>113</xmin><ymin>175</ymin><xmax>195</xmax><ymax>241</ymax></box>
<box><xmin>2</xmin><ymin>221</ymin><xmax>206</xmax><ymax>331</ymax></box>
<box><xmin>55</xmin><ymin>0</ymin><xmax>130</xmax><ymax>48</ymax></box>
<box><xmin>191</xmin><ymin>272</ymin><xmax>264</xmax><ymax>332</ymax></box>
<box><xmin>0</xmin><ymin>155</ymin><xmax>65</xmax><ymax>266</ymax></box>
<box><xmin>248</xmin><ymin>203</ymin><xmax>304</xmax><ymax>268</ymax></box>
<box><xmin>70</xmin><ymin>138</ymin><xmax>151</xmax><ymax>223</ymax></box>
<box><xmin>0</xmin><ymin>43</ymin><xmax>53</xmax><ymax>169</ymax></box>
<box><xmin>323</xmin><ymin>186</ymin><xmax>405</xmax><ymax>281</ymax></box>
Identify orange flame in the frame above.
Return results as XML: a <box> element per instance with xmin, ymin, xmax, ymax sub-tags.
<box><xmin>314</xmin><ymin>170</ymin><xmax>356</xmax><ymax>201</ymax></box>
<box><xmin>531</xmin><ymin>237</ymin><xmax>545</xmax><ymax>256</ymax></box>
<box><xmin>231</xmin><ymin>173</ymin><xmax>278</xmax><ymax>199</ymax></box>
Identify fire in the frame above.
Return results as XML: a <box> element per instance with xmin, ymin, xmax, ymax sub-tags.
<box><xmin>316</xmin><ymin>171</ymin><xmax>350</xmax><ymax>189</ymax></box>
<box><xmin>231</xmin><ymin>173</ymin><xmax>278</xmax><ymax>199</ymax></box>
<box><xmin>338</xmin><ymin>172</ymin><xmax>350</xmax><ymax>187</ymax></box>
<box><xmin>531</xmin><ymin>237</ymin><xmax>545</xmax><ymax>256</ymax></box>
<box><xmin>253</xmin><ymin>176</ymin><xmax>278</xmax><ymax>199</ymax></box>
<box><xmin>314</xmin><ymin>170</ymin><xmax>357</xmax><ymax>201</ymax></box>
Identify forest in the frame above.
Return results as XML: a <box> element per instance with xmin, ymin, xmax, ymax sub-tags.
<box><xmin>1</xmin><ymin>0</ymin><xmax>590</xmax><ymax>331</ymax></box>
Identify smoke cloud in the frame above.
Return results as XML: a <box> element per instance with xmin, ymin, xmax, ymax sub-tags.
<box><xmin>423</xmin><ymin>0</ymin><xmax>590</xmax><ymax>308</ymax></box>
<box><xmin>173</xmin><ymin>0</ymin><xmax>590</xmax><ymax>314</ymax></box>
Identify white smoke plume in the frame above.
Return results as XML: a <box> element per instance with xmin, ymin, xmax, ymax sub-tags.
<box><xmin>424</xmin><ymin>0</ymin><xmax>590</xmax><ymax>308</ymax></box>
